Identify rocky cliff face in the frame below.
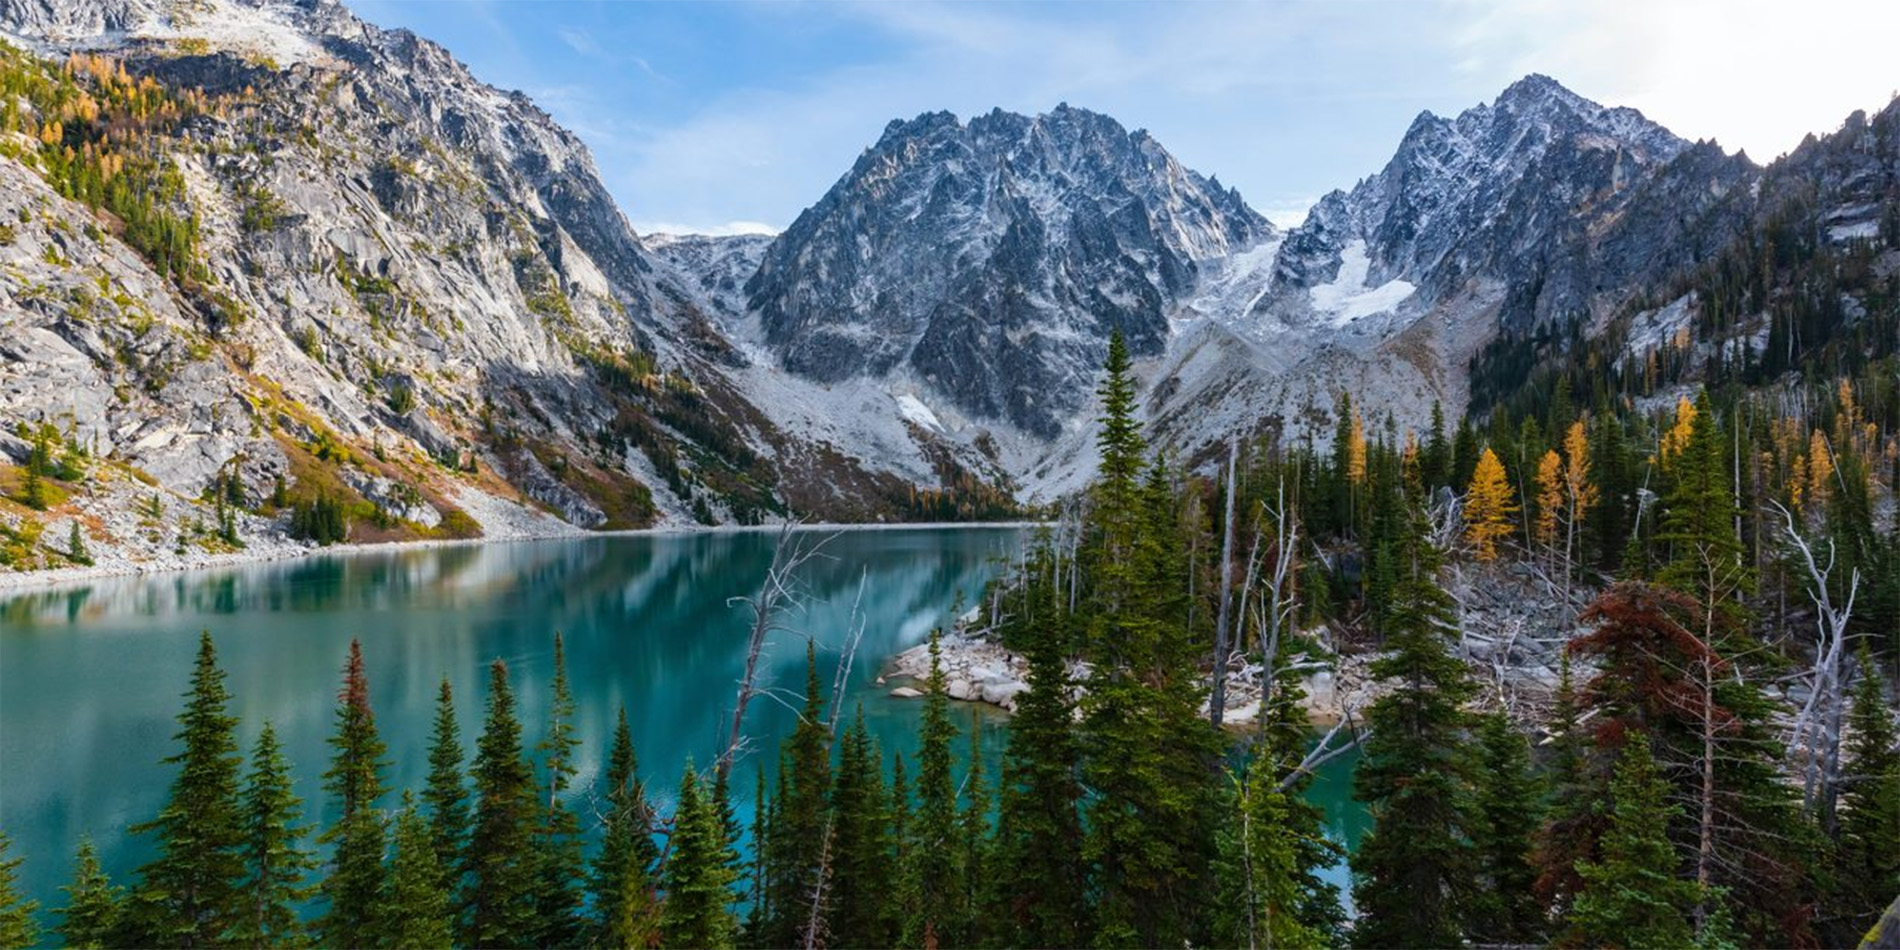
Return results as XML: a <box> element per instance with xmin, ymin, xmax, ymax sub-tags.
<box><xmin>742</xmin><ymin>105</ymin><xmax>1273</xmax><ymax>439</ymax></box>
<box><xmin>0</xmin><ymin>0</ymin><xmax>987</xmax><ymax>577</ymax></box>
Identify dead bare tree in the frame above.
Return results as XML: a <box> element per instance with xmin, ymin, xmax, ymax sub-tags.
<box><xmin>716</xmin><ymin>520</ymin><xmax>839</xmax><ymax>785</ymax></box>
<box><xmin>1771</xmin><ymin>501</ymin><xmax>1861</xmax><ymax>833</ymax></box>
<box><xmin>1211</xmin><ymin>438</ymin><xmax>1240</xmax><ymax>726</ymax></box>
<box><xmin>800</xmin><ymin>571</ymin><xmax>871</xmax><ymax>950</ymax></box>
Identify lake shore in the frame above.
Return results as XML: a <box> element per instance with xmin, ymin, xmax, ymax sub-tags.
<box><xmin>0</xmin><ymin>516</ymin><xmax>1041</xmax><ymax>594</ymax></box>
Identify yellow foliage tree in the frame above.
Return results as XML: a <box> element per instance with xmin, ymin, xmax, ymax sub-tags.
<box><xmin>1659</xmin><ymin>395</ymin><xmax>1696</xmax><ymax>466</ymax></box>
<box><xmin>1806</xmin><ymin>429</ymin><xmax>1833</xmax><ymax>514</ymax></box>
<box><xmin>1535</xmin><ymin>449</ymin><xmax>1563</xmax><ymax>562</ymax></box>
<box><xmin>1347</xmin><ymin>409</ymin><xmax>1368</xmax><ymax>487</ymax></box>
<box><xmin>1464</xmin><ymin>446</ymin><xmax>1518</xmax><ymax>563</ymax></box>
<box><xmin>1560</xmin><ymin>420</ymin><xmax>1599</xmax><ymax>586</ymax></box>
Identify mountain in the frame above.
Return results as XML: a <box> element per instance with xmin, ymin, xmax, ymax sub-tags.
<box><xmin>0</xmin><ymin>0</ymin><xmax>984</xmax><ymax>576</ymax></box>
<box><xmin>1141</xmin><ymin>75</ymin><xmax>1757</xmax><ymax>467</ymax></box>
<box><xmin>2</xmin><ymin>0</ymin><xmax>1893</xmax><ymax>572</ymax></box>
<box><xmin>740</xmin><ymin>105</ymin><xmax>1273</xmax><ymax>439</ymax></box>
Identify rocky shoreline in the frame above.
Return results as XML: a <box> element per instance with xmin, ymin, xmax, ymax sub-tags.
<box><xmin>881</xmin><ymin>628</ymin><xmax>1381</xmax><ymax>727</ymax></box>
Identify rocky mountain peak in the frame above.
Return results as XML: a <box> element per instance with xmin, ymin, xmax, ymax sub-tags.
<box><xmin>744</xmin><ymin>103</ymin><xmax>1271</xmax><ymax>438</ymax></box>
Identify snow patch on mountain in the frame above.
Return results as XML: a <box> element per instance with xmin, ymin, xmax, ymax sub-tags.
<box><xmin>1306</xmin><ymin>240</ymin><xmax>1416</xmax><ymax>326</ymax></box>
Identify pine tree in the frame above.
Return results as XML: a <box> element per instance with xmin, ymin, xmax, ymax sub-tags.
<box><xmin>533</xmin><ymin>632</ymin><xmax>586</xmax><ymax>947</ymax></box>
<box><xmin>125</xmin><ymin>631</ymin><xmax>247</xmax><ymax>948</ymax></box>
<box><xmin>989</xmin><ymin>587</ymin><xmax>1086</xmax><ymax>949</ymax></box>
<box><xmin>905</xmin><ymin>630</ymin><xmax>963</xmax><ymax>948</ymax></box>
<box><xmin>463</xmin><ymin>659</ymin><xmax>541</xmax><ymax>949</ymax></box>
<box><xmin>377</xmin><ymin>792</ymin><xmax>455</xmax><ymax>949</ymax></box>
<box><xmin>1423</xmin><ymin>400</ymin><xmax>1452</xmax><ymax>491</ymax></box>
<box><xmin>760</xmin><ymin>643</ymin><xmax>832</xmax><ymax>948</ymax></box>
<box><xmin>0</xmin><ymin>831</ymin><xmax>40</xmax><ymax>950</ymax></box>
<box><xmin>57</xmin><ymin>838</ymin><xmax>120</xmax><ymax>949</ymax></box>
<box><xmin>1466</xmin><ymin>713</ymin><xmax>1544</xmax><ymax>943</ymax></box>
<box><xmin>1213</xmin><ymin>758</ymin><xmax>1325</xmax><ymax>950</ymax></box>
<box><xmin>1351</xmin><ymin>479</ymin><xmax>1477</xmax><ymax>948</ymax></box>
<box><xmin>1533</xmin><ymin>651</ymin><xmax>1599</xmax><ymax>915</ymax></box>
<box><xmin>316</xmin><ymin>639</ymin><xmax>388</xmax><ymax>948</ymax></box>
<box><xmin>68</xmin><ymin>519</ymin><xmax>91</xmax><ymax>565</ymax></box>
<box><xmin>1836</xmin><ymin>647</ymin><xmax>1900</xmax><ymax>940</ymax></box>
<box><xmin>957</xmin><ymin>716</ymin><xmax>991</xmax><ymax>947</ymax></box>
<box><xmin>422</xmin><ymin>677</ymin><xmax>469</xmax><ymax>893</ymax></box>
<box><xmin>1463</xmin><ymin>445</ymin><xmax>1518</xmax><ymax>562</ymax></box>
<box><xmin>660</xmin><ymin>763</ymin><xmax>739</xmax><ymax>950</ymax></box>
<box><xmin>1566</xmin><ymin>734</ymin><xmax>1699</xmax><ymax>949</ymax></box>
<box><xmin>590</xmin><ymin>706</ymin><xmax>660</xmax><ymax>949</ymax></box>
<box><xmin>1657</xmin><ymin>389</ymin><xmax>1751</xmax><ymax>622</ymax></box>
<box><xmin>825</xmin><ymin>709</ymin><xmax>896</xmax><ymax>950</ymax></box>
<box><xmin>232</xmin><ymin>724</ymin><xmax>316</xmax><ymax>949</ymax></box>
<box><xmin>1082</xmin><ymin>455</ymin><xmax>1223</xmax><ymax>949</ymax></box>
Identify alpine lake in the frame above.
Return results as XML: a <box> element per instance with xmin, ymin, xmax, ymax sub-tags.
<box><xmin>0</xmin><ymin>527</ymin><xmax>1366</xmax><ymax>927</ymax></box>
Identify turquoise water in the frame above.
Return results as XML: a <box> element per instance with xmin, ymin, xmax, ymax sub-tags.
<box><xmin>0</xmin><ymin>527</ymin><xmax>1364</xmax><ymax>928</ymax></box>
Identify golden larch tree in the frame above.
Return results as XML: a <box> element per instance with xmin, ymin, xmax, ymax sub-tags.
<box><xmin>1535</xmin><ymin>449</ymin><xmax>1564</xmax><ymax>565</ymax></box>
<box><xmin>1560</xmin><ymin>420</ymin><xmax>1598</xmax><ymax>586</ymax></box>
<box><xmin>1464</xmin><ymin>446</ymin><xmax>1518</xmax><ymax>563</ymax></box>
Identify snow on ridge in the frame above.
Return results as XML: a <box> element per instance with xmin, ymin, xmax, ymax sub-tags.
<box><xmin>896</xmin><ymin>393</ymin><xmax>944</xmax><ymax>432</ymax></box>
<box><xmin>1307</xmin><ymin>240</ymin><xmax>1415</xmax><ymax>326</ymax></box>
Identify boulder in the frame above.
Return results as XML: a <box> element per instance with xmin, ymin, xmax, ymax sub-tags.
<box><xmin>888</xmin><ymin>686</ymin><xmax>924</xmax><ymax>699</ymax></box>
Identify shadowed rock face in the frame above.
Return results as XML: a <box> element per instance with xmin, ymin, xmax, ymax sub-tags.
<box><xmin>745</xmin><ymin>104</ymin><xmax>1272</xmax><ymax>438</ymax></box>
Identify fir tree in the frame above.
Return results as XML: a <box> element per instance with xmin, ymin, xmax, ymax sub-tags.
<box><xmin>125</xmin><ymin>631</ymin><xmax>247</xmax><ymax>948</ymax></box>
<box><xmin>463</xmin><ymin>659</ymin><xmax>541</xmax><ymax>948</ymax></box>
<box><xmin>1836</xmin><ymin>647</ymin><xmax>1900</xmax><ymax>940</ymax></box>
<box><xmin>377</xmin><ymin>792</ymin><xmax>455</xmax><ymax>950</ymax></box>
<box><xmin>1566</xmin><ymin>733</ymin><xmax>1699</xmax><ymax>949</ymax></box>
<box><xmin>422</xmin><ymin>677</ymin><xmax>469</xmax><ymax>892</ymax></box>
<box><xmin>68</xmin><ymin>519</ymin><xmax>91</xmax><ymax>565</ymax></box>
<box><xmin>1351</xmin><ymin>478</ymin><xmax>1477</xmax><ymax>948</ymax></box>
<box><xmin>825</xmin><ymin>709</ymin><xmax>896</xmax><ymax>950</ymax></box>
<box><xmin>761</xmin><ymin>643</ymin><xmax>832</xmax><ymax>948</ymax></box>
<box><xmin>660</xmin><ymin>763</ymin><xmax>739</xmax><ymax>950</ymax></box>
<box><xmin>957</xmin><ymin>716</ymin><xmax>992</xmax><ymax>947</ymax></box>
<box><xmin>57</xmin><ymin>838</ymin><xmax>120</xmax><ymax>950</ymax></box>
<box><xmin>316</xmin><ymin>639</ymin><xmax>388</xmax><ymax>949</ymax></box>
<box><xmin>233</xmin><ymin>724</ymin><xmax>316</xmax><ymax>949</ymax></box>
<box><xmin>905</xmin><ymin>630</ymin><xmax>964</xmax><ymax>948</ymax></box>
<box><xmin>1213</xmin><ymin>758</ymin><xmax>1325</xmax><ymax>950</ymax></box>
<box><xmin>1657</xmin><ymin>389</ymin><xmax>1751</xmax><ymax>621</ymax></box>
<box><xmin>1533</xmin><ymin>651</ymin><xmax>1600</xmax><ymax>915</ymax></box>
<box><xmin>989</xmin><ymin>586</ymin><xmax>1086</xmax><ymax>949</ymax></box>
<box><xmin>0</xmin><ymin>831</ymin><xmax>39</xmax><ymax>950</ymax></box>
<box><xmin>533</xmin><ymin>632</ymin><xmax>586</xmax><ymax>947</ymax></box>
<box><xmin>1466</xmin><ymin>713</ymin><xmax>1544</xmax><ymax>943</ymax></box>
<box><xmin>590</xmin><ymin>706</ymin><xmax>660</xmax><ymax>949</ymax></box>
<box><xmin>1082</xmin><ymin>455</ymin><xmax>1223</xmax><ymax>949</ymax></box>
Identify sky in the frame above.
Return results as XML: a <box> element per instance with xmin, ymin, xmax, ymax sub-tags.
<box><xmin>347</xmin><ymin>0</ymin><xmax>1900</xmax><ymax>236</ymax></box>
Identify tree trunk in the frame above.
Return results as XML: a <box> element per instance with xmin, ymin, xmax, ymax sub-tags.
<box><xmin>1210</xmin><ymin>439</ymin><xmax>1239</xmax><ymax>727</ymax></box>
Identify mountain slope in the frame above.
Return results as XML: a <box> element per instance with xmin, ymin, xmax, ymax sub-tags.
<box><xmin>742</xmin><ymin>105</ymin><xmax>1273</xmax><ymax>439</ymax></box>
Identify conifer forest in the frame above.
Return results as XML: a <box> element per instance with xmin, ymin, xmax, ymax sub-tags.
<box><xmin>3</xmin><ymin>332</ymin><xmax>1899</xmax><ymax>950</ymax></box>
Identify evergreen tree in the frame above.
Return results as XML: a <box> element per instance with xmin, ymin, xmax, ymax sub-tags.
<box><xmin>989</xmin><ymin>586</ymin><xmax>1086</xmax><ymax>948</ymax></box>
<box><xmin>0</xmin><ymin>831</ymin><xmax>39</xmax><ymax>950</ymax></box>
<box><xmin>422</xmin><ymin>677</ymin><xmax>469</xmax><ymax>892</ymax></box>
<box><xmin>1466</xmin><ymin>713</ymin><xmax>1544</xmax><ymax>943</ymax></box>
<box><xmin>57</xmin><ymin>838</ymin><xmax>120</xmax><ymax>949</ymax></box>
<box><xmin>316</xmin><ymin>639</ymin><xmax>388</xmax><ymax>949</ymax></box>
<box><xmin>1350</xmin><ymin>477</ymin><xmax>1477</xmax><ymax>948</ymax></box>
<box><xmin>533</xmin><ymin>632</ymin><xmax>586</xmax><ymax>947</ymax></box>
<box><xmin>590</xmin><ymin>706</ymin><xmax>660</xmax><ymax>949</ymax></box>
<box><xmin>1657</xmin><ymin>389</ymin><xmax>1751</xmax><ymax>620</ymax></box>
<box><xmin>1836</xmin><ymin>647</ymin><xmax>1900</xmax><ymax>940</ymax></box>
<box><xmin>826</xmin><ymin>709</ymin><xmax>896</xmax><ymax>950</ymax></box>
<box><xmin>1213</xmin><ymin>758</ymin><xmax>1324</xmax><ymax>950</ymax></box>
<box><xmin>463</xmin><ymin>659</ymin><xmax>541</xmax><ymax>949</ymax></box>
<box><xmin>1533</xmin><ymin>651</ymin><xmax>1600</xmax><ymax>915</ymax></box>
<box><xmin>68</xmin><ymin>519</ymin><xmax>91</xmax><ymax>565</ymax></box>
<box><xmin>377</xmin><ymin>792</ymin><xmax>455</xmax><ymax>950</ymax></box>
<box><xmin>957</xmin><ymin>716</ymin><xmax>991</xmax><ymax>947</ymax></box>
<box><xmin>1423</xmin><ymin>400</ymin><xmax>1452</xmax><ymax>491</ymax></box>
<box><xmin>232</xmin><ymin>724</ymin><xmax>316</xmax><ymax>949</ymax></box>
<box><xmin>904</xmin><ymin>630</ymin><xmax>964</xmax><ymax>948</ymax></box>
<box><xmin>760</xmin><ymin>644</ymin><xmax>832</xmax><ymax>948</ymax></box>
<box><xmin>1081</xmin><ymin>456</ymin><xmax>1222</xmax><ymax>948</ymax></box>
<box><xmin>125</xmin><ymin>631</ymin><xmax>247</xmax><ymax>948</ymax></box>
<box><xmin>1566</xmin><ymin>734</ymin><xmax>1699</xmax><ymax>949</ymax></box>
<box><xmin>660</xmin><ymin>763</ymin><xmax>739</xmax><ymax>950</ymax></box>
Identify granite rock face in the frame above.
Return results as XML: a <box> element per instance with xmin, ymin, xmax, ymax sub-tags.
<box><xmin>743</xmin><ymin>105</ymin><xmax>1273</xmax><ymax>438</ymax></box>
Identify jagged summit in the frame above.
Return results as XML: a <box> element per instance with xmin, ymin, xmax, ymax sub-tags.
<box><xmin>744</xmin><ymin>102</ymin><xmax>1271</xmax><ymax>438</ymax></box>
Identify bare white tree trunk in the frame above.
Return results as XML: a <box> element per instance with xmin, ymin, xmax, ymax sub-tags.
<box><xmin>1771</xmin><ymin>501</ymin><xmax>1859</xmax><ymax>831</ymax></box>
<box><xmin>1211</xmin><ymin>439</ymin><xmax>1240</xmax><ymax>726</ymax></box>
